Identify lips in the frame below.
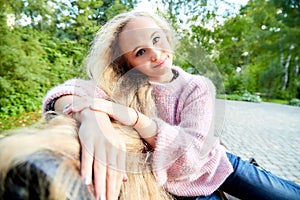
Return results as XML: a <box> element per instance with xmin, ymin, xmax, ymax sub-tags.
<box><xmin>153</xmin><ymin>57</ymin><xmax>167</xmax><ymax>68</ymax></box>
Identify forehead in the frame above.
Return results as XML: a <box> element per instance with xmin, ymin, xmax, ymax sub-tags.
<box><xmin>123</xmin><ymin>16</ymin><xmax>160</xmax><ymax>32</ymax></box>
<box><xmin>118</xmin><ymin>17</ymin><xmax>163</xmax><ymax>53</ymax></box>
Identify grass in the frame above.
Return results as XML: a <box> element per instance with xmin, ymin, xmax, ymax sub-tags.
<box><xmin>0</xmin><ymin>110</ymin><xmax>42</xmax><ymax>134</ymax></box>
<box><xmin>217</xmin><ymin>94</ymin><xmax>291</xmax><ymax>105</ymax></box>
<box><xmin>262</xmin><ymin>98</ymin><xmax>289</xmax><ymax>105</ymax></box>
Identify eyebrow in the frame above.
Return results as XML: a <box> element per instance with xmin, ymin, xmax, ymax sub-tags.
<box><xmin>132</xmin><ymin>31</ymin><xmax>159</xmax><ymax>53</ymax></box>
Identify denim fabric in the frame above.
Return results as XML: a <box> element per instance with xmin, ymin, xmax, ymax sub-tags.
<box><xmin>219</xmin><ymin>152</ymin><xmax>300</xmax><ymax>200</ymax></box>
<box><xmin>173</xmin><ymin>192</ymin><xmax>222</xmax><ymax>200</ymax></box>
<box><xmin>173</xmin><ymin>153</ymin><xmax>300</xmax><ymax>200</ymax></box>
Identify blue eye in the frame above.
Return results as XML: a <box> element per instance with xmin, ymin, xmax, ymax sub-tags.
<box><xmin>136</xmin><ymin>49</ymin><xmax>145</xmax><ymax>57</ymax></box>
<box><xmin>153</xmin><ymin>36</ymin><xmax>160</xmax><ymax>44</ymax></box>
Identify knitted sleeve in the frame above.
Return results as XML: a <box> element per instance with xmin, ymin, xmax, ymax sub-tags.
<box><xmin>42</xmin><ymin>78</ymin><xmax>108</xmax><ymax>113</ymax></box>
<box><xmin>152</xmin><ymin>77</ymin><xmax>224</xmax><ymax>194</ymax></box>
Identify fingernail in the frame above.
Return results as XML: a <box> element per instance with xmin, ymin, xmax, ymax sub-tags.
<box><xmin>99</xmin><ymin>194</ymin><xmax>106</xmax><ymax>200</ymax></box>
<box><xmin>63</xmin><ymin>103</ymin><xmax>72</xmax><ymax>114</ymax></box>
<box><xmin>123</xmin><ymin>174</ymin><xmax>128</xmax><ymax>182</ymax></box>
<box><xmin>84</xmin><ymin>176</ymin><xmax>92</xmax><ymax>185</ymax></box>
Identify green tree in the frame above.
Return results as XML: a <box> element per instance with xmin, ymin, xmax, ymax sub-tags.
<box><xmin>214</xmin><ymin>0</ymin><xmax>299</xmax><ymax>99</ymax></box>
<box><xmin>0</xmin><ymin>0</ymin><xmax>136</xmax><ymax>120</ymax></box>
<box><xmin>161</xmin><ymin>0</ymin><xmax>233</xmax><ymax>93</ymax></box>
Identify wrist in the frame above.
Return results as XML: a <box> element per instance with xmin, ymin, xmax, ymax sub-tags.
<box><xmin>131</xmin><ymin>109</ymin><xmax>139</xmax><ymax>127</ymax></box>
<box><xmin>76</xmin><ymin>107</ymin><xmax>91</xmax><ymax>122</ymax></box>
<box><xmin>132</xmin><ymin>112</ymin><xmax>152</xmax><ymax>129</ymax></box>
<box><xmin>79</xmin><ymin>107</ymin><xmax>110</xmax><ymax>123</ymax></box>
<box><xmin>132</xmin><ymin>112</ymin><xmax>157</xmax><ymax>144</ymax></box>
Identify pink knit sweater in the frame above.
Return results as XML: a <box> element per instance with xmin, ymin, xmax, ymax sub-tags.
<box><xmin>42</xmin><ymin>66</ymin><xmax>233</xmax><ymax>196</ymax></box>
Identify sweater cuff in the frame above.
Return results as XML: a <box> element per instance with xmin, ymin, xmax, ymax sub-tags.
<box><xmin>45</xmin><ymin>97</ymin><xmax>60</xmax><ymax>112</ymax></box>
<box><xmin>42</xmin><ymin>79</ymin><xmax>108</xmax><ymax>114</ymax></box>
<box><xmin>151</xmin><ymin>117</ymin><xmax>185</xmax><ymax>184</ymax></box>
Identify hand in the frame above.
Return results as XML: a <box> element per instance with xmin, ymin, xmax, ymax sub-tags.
<box><xmin>78</xmin><ymin>108</ymin><xmax>127</xmax><ymax>200</ymax></box>
<box><xmin>89</xmin><ymin>99</ymin><xmax>138</xmax><ymax>126</ymax></box>
<box><xmin>67</xmin><ymin>97</ymin><xmax>138</xmax><ymax>126</ymax></box>
<box><xmin>65</xmin><ymin>96</ymin><xmax>157</xmax><ymax>147</ymax></box>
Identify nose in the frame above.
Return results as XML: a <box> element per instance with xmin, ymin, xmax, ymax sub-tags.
<box><xmin>150</xmin><ymin>48</ymin><xmax>161</xmax><ymax>62</ymax></box>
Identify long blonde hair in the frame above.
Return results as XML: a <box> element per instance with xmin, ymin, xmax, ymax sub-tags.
<box><xmin>0</xmin><ymin>113</ymin><xmax>173</xmax><ymax>200</ymax></box>
<box><xmin>0</xmin><ymin>11</ymin><xmax>177</xmax><ymax>200</ymax></box>
<box><xmin>85</xmin><ymin>10</ymin><xmax>176</xmax><ymax>116</ymax></box>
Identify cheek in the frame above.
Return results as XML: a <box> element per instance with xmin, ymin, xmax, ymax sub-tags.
<box><xmin>161</xmin><ymin>40</ymin><xmax>172</xmax><ymax>51</ymax></box>
<box><xmin>126</xmin><ymin>56</ymin><xmax>143</xmax><ymax>68</ymax></box>
<box><xmin>123</xmin><ymin>54</ymin><xmax>136</xmax><ymax>68</ymax></box>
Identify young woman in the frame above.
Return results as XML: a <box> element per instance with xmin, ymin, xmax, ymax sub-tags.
<box><xmin>42</xmin><ymin>10</ymin><xmax>300</xmax><ymax>200</ymax></box>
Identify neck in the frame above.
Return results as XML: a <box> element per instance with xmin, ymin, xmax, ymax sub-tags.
<box><xmin>149</xmin><ymin>69</ymin><xmax>174</xmax><ymax>83</ymax></box>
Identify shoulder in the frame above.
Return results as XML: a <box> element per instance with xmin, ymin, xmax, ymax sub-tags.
<box><xmin>174</xmin><ymin>66</ymin><xmax>216</xmax><ymax>94</ymax></box>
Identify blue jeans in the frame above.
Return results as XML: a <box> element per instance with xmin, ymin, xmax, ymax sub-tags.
<box><xmin>174</xmin><ymin>153</ymin><xmax>300</xmax><ymax>200</ymax></box>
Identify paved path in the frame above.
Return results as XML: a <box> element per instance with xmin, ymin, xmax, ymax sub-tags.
<box><xmin>217</xmin><ymin>100</ymin><xmax>300</xmax><ymax>182</ymax></box>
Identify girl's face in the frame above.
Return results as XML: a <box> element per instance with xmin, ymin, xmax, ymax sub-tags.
<box><xmin>118</xmin><ymin>16</ymin><xmax>174</xmax><ymax>83</ymax></box>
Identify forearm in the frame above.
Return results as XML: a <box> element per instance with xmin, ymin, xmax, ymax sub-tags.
<box><xmin>103</xmin><ymin>104</ymin><xmax>158</xmax><ymax>147</ymax></box>
<box><xmin>42</xmin><ymin>78</ymin><xmax>108</xmax><ymax>113</ymax></box>
<box><xmin>54</xmin><ymin>95</ymin><xmax>75</xmax><ymax>113</ymax></box>
<box><xmin>55</xmin><ymin>95</ymin><xmax>110</xmax><ymax>125</ymax></box>
<box><xmin>87</xmin><ymin>99</ymin><xmax>157</xmax><ymax>147</ymax></box>
<box><xmin>131</xmin><ymin>109</ymin><xmax>157</xmax><ymax>148</ymax></box>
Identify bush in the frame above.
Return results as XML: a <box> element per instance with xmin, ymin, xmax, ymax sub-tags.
<box><xmin>0</xmin><ymin>29</ymin><xmax>86</xmax><ymax>117</ymax></box>
<box><xmin>224</xmin><ymin>94</ymin><xmax>243</xmax><ymax>101</ymax></box>
<box><xmin>288</xmin><ymin>98</ymin><xmax>300</xmax><ymax>107</ymax></box>
<box><xmin>242</xmin><ymin>91</ymin><xmax>262</xmax><ymax>103</ymax></box>
<box><xmin>217</xmin><ymin>92</ymin><xmax>262</xmax><ymax>103</ymax></box>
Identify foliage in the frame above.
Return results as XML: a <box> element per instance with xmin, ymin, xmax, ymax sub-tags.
<box><xmin>217</xmin><ymin>94</ymin><xmax>242</xmax><ymax>101</ymax></box>
<box><xmin>162</xmin><ymin>0</ymin><xmax>299</xmax><ymax>100</ymax></box>
<box><xmin>288</xmin><ymin>98</ymin><xmax>300</xmax><ymax>107</ymax></box>
<box><xmin>0</xmin><ymin>110</ymin><xmax>41</xmax><ymax>134</ymax></box>
<box><xmin>0</xmin><ymin>0</ymin><xmax>135</xmax><ymax>131</ymax></box>
<box><xmin>0</xmin><ymin>26</ymin><xmax>86</xmax><ymax>117</ymax></box>
<box><xmin>1</xmin><ymin>0</ymin><xmax>299</xmax><ymax>131</ymax></box>
<box><xmin>213</xmin><ymin>0</ymin><xmax>299</xmax><ymax>99</ymax></box>
<box><xmin>241</xmin><ymin>91</ymin><xmax>262</xmax><ymax>103</ymax></box>
<box><xmin>217</xmin><ymin>91</ymin><xmax>261</xmax><ymax>103</ymax></box>
<box><xmin>261</xmin><ymin>98</ymin><xmax>287</xmax><ymax>105</ymax></box>
<box><xmin>173</xmin><ymin>36</ymin><xmax>225</xmax><ymax>94</ymax></box>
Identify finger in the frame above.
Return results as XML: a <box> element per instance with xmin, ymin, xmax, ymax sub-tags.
<box><xmin>71</xmin><ymin>102</ymin><xmax>89</xmax><ymax>112</ymax></box>
<box><xmin>79</xmin><ymin>126</ymin><xmax>95</xmax><ymax>184</ymax></box>
<box><xmin>93</xmin><ymin>146</ymin><xmax>107</xmax><ymax>200</ymax></box>
<box><xmin>89</xmin><ymin>105</ymin><xmax>104</xmax><ymax>112</ymax></box>
<box><xmin>89</xmin><ymin>99</ymin><xmax>106</xmax><ymax>113</ymax></box>
<box><xmin>107</xmin><ymin>168</ymin><xmax>123</xmax><ymax>200</ymax></box>
<box><xmin>62</xmin><ymin>103</ymin><xmax>72</xmax><ymax>114</ymax></box>
<box><xmin>71</xmin><ymin>96</ymin><xmax>94</xmax><ymax>112</ymax></box>
<box><xmin>106</xmin><ymin>151</ymin><xmax>123</xmax><ymax>200</ymax></box>
<box><xmin>118</xmin><ymin>144</ymin><xmax>127</xmax><ymax>182</ymax></box>
<box><xmin>89</xmin><ymin>99</ymin><xmax>112</xmax><ymax>115</ymax></box>
<box><xmin>80</xmin><ymin>144</ymin><xmax>94</xmax><ymax>186</ymax></box>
